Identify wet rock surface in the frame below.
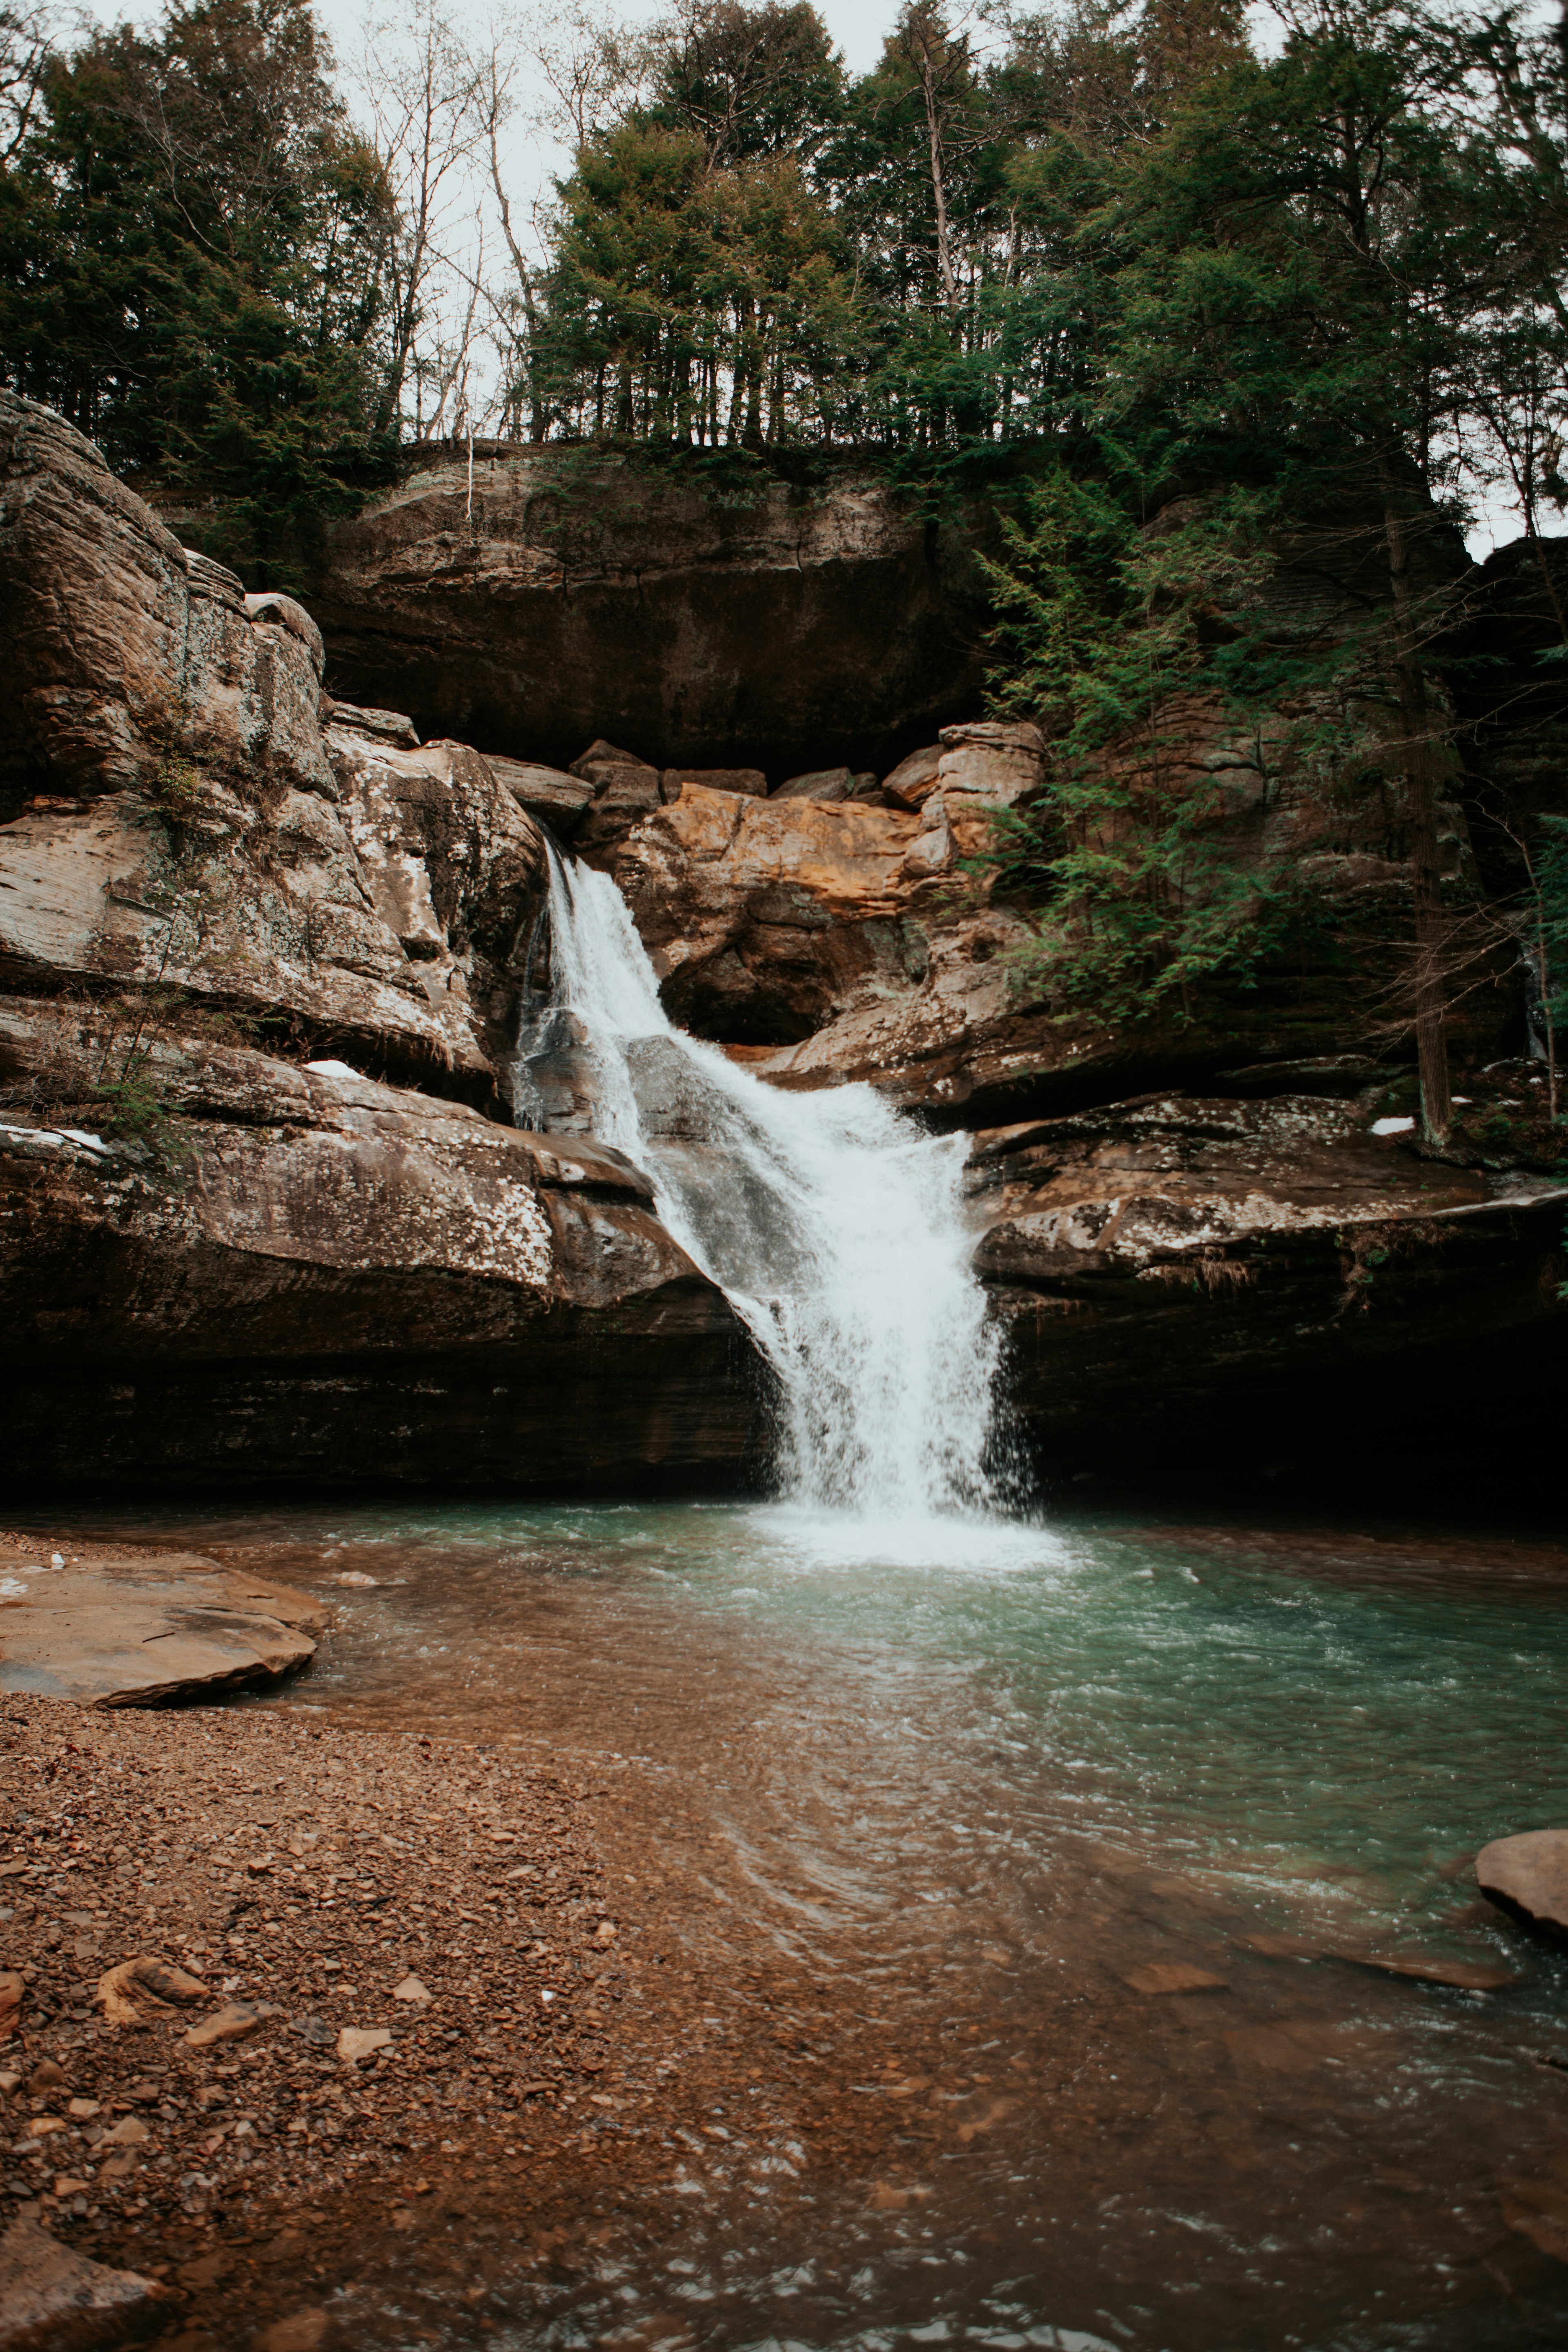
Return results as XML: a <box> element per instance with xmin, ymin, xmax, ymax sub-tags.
<box><xmin>0</xmin><ymin>2211</ymin><xmax>166</xmax><ymax>2349</ymax></box>
<box><xmin>0</xmin><ymin>1543</ymin><xmax>321</xmax><ymax>1707</ymax></box>
<box><xmin>1477</xmin><ymin>1832</ymin><xmax>1568</xmax><ymax>1944</ymax></box>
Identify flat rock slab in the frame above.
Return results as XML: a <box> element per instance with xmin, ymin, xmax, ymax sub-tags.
<box><xmin>0</xmin><ymin>2214</ymin><xmax>165</xmax><ymax>2348</ymax></box>
<box><xmin>1477</xmin><ymin>1830</ymin><xmax>1568</xmax><ymax>1942</ymax></box>
<box><xmin>0</xmin><ymin>1555</ymin><xmax>324</xmax><ymax>1708</ymax></box>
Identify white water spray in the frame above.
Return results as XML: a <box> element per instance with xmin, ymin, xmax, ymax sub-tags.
<box><xmin>525</xmin><ymin>850</ymin><xmax>1004</xmax><ymax>1524</ymax></box>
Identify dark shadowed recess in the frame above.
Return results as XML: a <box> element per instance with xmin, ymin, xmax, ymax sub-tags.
<box><xmin>4</xmin><ymin>1319</ymin><xmax>1561</xmax><ymax>1526</ymax></box>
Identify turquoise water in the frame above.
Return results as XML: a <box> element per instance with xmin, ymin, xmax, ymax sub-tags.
<box><xmin>40</xmin><ymin>1495</ymin><xmax>1568</xmax><ymax>2346</ymax></box>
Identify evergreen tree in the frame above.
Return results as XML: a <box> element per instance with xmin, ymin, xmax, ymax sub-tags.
<box><xmin>0</xmin><ymin>0</ymin><xmax>397</xmax><ymax>580</ymax></box>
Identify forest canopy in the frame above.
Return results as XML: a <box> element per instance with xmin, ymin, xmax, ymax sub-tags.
<box><xmin>2</xmin><ymin>0</ymin><xmax>1566</xmax><ymax>537</ymax></box>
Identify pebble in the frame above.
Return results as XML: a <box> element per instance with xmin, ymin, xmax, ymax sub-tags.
<box><xmin>0</xmin><ymin>1690</ymin><xmax>630</xmax><ymax>2243</ymax></box>
<box><xmin>336</xmin><ymin>2028</ymin><xmax>392</xmax><ymax>2063</ymax></box>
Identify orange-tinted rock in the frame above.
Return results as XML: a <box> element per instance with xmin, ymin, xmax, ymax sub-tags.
<box><xmin>660</xmin><ymin>766</ymin><xmax>767</xmax><ymax>802</ymax></box>
<box><xmin>1477</xmin><ymin>1831</ymin><xmax>1568</xmax><ymax>1942</ymax></box>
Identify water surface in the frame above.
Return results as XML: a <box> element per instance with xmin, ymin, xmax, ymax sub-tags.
<box><xmin>42</xmin><ymin>1493</ymin><xmax>1568</xmax><ymax>2350</ymax></box>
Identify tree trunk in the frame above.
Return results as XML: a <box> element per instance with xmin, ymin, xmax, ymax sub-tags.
<box><xmin>920</xmin><ymin>52</ymin><xmax>960</xmax><ymax>313</ymax></box>
<box><xmin>1376</xmin><ymin>450</ymin><xmax>1452</xmax><ymax>1141</ymax></box>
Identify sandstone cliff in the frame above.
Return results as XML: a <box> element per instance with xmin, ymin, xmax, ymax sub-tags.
<box><xmin>0</xmin><ymin>393</ymin><xmax>767</xmax><ymax>1488</ymax></box>
<box><xmin>296</xmin><ymin>445</ymin><xmax>991</xmax><ymax>776</ymax></box>
<box><xmin>3</xmin><ymin>394</ymin><xmax>1564</xmax><ymax>1499</ymax></box>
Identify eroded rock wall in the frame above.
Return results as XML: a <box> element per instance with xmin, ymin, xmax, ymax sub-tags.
<box><xmin>0</xmin><ymin>395</ymin><xmax>769</xmax><ymax>1487</ymax></box>
<box><xmin>0</xmin><ymin>1003</ymin><xmax>766</xmax><ymax>1488</ymax></box>
<box><xmin>299</xmin><ymin>446</ymin><xmax>991</xmax><ymax>775</ymax></box>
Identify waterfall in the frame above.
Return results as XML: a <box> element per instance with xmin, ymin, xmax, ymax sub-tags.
<box><xmin>519</xmin><ymin>848</ymin><xmax>1005</xmax><ymax>1525</ymax></box>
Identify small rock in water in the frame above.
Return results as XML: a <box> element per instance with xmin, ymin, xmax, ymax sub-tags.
<box><xmin>1477</xmin><ymin>1830</ymin><xmax>1568</xmax><ymax>1943</ymax></box>
<box><xmin>1333</xmin><ymin>1948</ymin><xmax>1517</xmax><ymax>1991</ymax></box>
<box><xmin>333</xmin><ymin>1571</ymin><xmax>379</xmax><ymax>1587</ymax></box>
<box><xmin>256</xmin><ymin>2311</ymin><xmax>331</xmax><ymax>2352</ymax></box>
<box><xmin>0</xmin><ymin>2214</ymin><xmax>163</xmax><ymax>2341</ymax></box>
<box><xmin>1121</xmin><ymin>1963</ymin><xmax>1229</xmax><ymax>1996</ymax></box>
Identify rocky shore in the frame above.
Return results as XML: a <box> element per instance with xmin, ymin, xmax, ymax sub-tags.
<box><xmin>0</xmin><ymin>1551</ymin><xmax>959</xmax><ymax>2350</ymax></box>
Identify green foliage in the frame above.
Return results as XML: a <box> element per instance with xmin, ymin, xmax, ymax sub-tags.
<box><xmin>93</xmin><ymin>1060</ymin><xmax>196</xmax><ymax>1174</ymax></box>
<box><xmin>0</xmin><ymin>0</ymin><xmax>397</xmax><ymax>580</ymax></box>
<box><xmin>974</xmin><ymin>463</ymin><xmax>1362</xmax><ymax>1022</ymax></box>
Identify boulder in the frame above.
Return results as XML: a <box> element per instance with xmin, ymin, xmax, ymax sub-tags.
<box><xmin>935</xmin><ymin>720</ymin><xmax>1045</xmax><ymax>809</ymax></box>
<box><xmin>299</xmin><ymin>445</ymin><xmax>991</xmax><ymax>772</ymax></box>
<box><xmin>612</xmin><ymin>785</ymin><xmax>950</xmax><ymax>1045</ymax></box>
<box><xmin>773</xmin><ymin>766</ymin><xmax>853</xmax><ymax>802</ymax></box>
<box><xmin>488</xmin><ymin>755</ymin><xmax>595</xmax><ymax>838</ymax></box>
<box><xmin>569</xmin><ymin>740</ymin><xmax>664</xmax><ymax>862</ymax></box>
<box><xmin>0</xmin><ymin>1004</ymin><xmax>767</xmax><ymax>1490</ymax></box>
<box><xmin>0</xmin><ymin>2215</ymin><xmax>166</xmax><ymax>2350</ymax></box>
<box><xmin>1475</xmin><ymin>1831</ymin><xmax>1568</xmax><ymax>1943</ymax></box>
<box><xmin>0</xmin><ymin>1554</ymin><xmax>321</xmax><ymax>1706</ymax></box>
<box><xmin>322</xmin><ymin>701</ymin><xmax>421</xmax><ymax>749</ymax></box>
<box><xmin>661</xmin><ymin>767</ymin><xmax>767</xmax><ymax>802</ymax></box>
<box><xmin>242</xmin><ymin>589</ymin><xmax>325</xmax><ymax>679</ymax></box>
<box><xmin>880</xmin><ymin>745</ymin><xmax>942</xmax><ymax>810</ymax></box>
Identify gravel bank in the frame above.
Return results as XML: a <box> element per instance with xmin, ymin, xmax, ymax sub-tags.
<box><xmin>1</xmin><ymin>1692</ymin><xmax>657</xmax><ymax>2225</ymax></box>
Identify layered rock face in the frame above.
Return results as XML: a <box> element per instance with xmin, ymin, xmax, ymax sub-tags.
<box><xmin>0</xmin><ymin>1001</ymin><xmax>764</xmax><ymax>1488</ymax></box>
<box><xmin>2</xmin><ymin>392</ymin><xmax>1562</xmax><ymax>1499</ymax></box>
<box><xmin>0</xmin><ymin>398</ymin><xmax>561</xmax><ymax>1096</ymax></box>
<box><xmin>611</xmin><ymin>715</ymin><xmax>1506</xmax><ymax>1120</ymax></box>
<box><xmin>967</xmin><ymin>1087</ymin><xmax>1566</xmax><ymax>1474</ymax></box>
<box><xmin>0</xmin><ymin>394</ymin><xmax>766</xmax><ymax>1489</ymax></box>
<box><xmin>301</xmin><ymin>445</ymin><xmax>991</xmax><ymax>774</ymax></box>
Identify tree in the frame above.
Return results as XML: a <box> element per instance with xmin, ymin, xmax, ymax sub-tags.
<box><xmin>0</xmin><ymin>0</ymin><xmax>56</xmax><ymax>160</ymax></box>
<box><xmin>1094</xmin><ymin>0</ymin><xmax>1555</xmax><ymax>1136</ymax></box>
<box><xmin>977</xmin><ymin>462</ymin><xmax>1358</xmax><ymax>1024</ymax></box>
<box><xmin>0</xmin><ymin>0</ymin><xmax>397</xmax><ymax>579</ymax></box>
<box><xmin>353</xmin><ymin>0</ymin><xmax>483</xmax><ymax>439</ymax></box>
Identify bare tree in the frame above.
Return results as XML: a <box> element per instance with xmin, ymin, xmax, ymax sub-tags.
<box><xmin>520</xmin><ymin>1</ymin><xmax>647</xmax><ymax>147</ymax></box>
<box><xmin>0</xmin><ymin>0</ymin><xmax>57</xmax><ymax>163</ymax></box>
<box><xmin>355</xmin><ymin>0</ymin><xmax>486</xmax><ymax>436</ymax></box>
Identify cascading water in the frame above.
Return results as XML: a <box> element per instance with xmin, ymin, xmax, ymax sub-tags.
<box><xmin>518</xmin><ymin>847</ymin><xmax>1005</xmax><ymax>1526</ymax></box>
